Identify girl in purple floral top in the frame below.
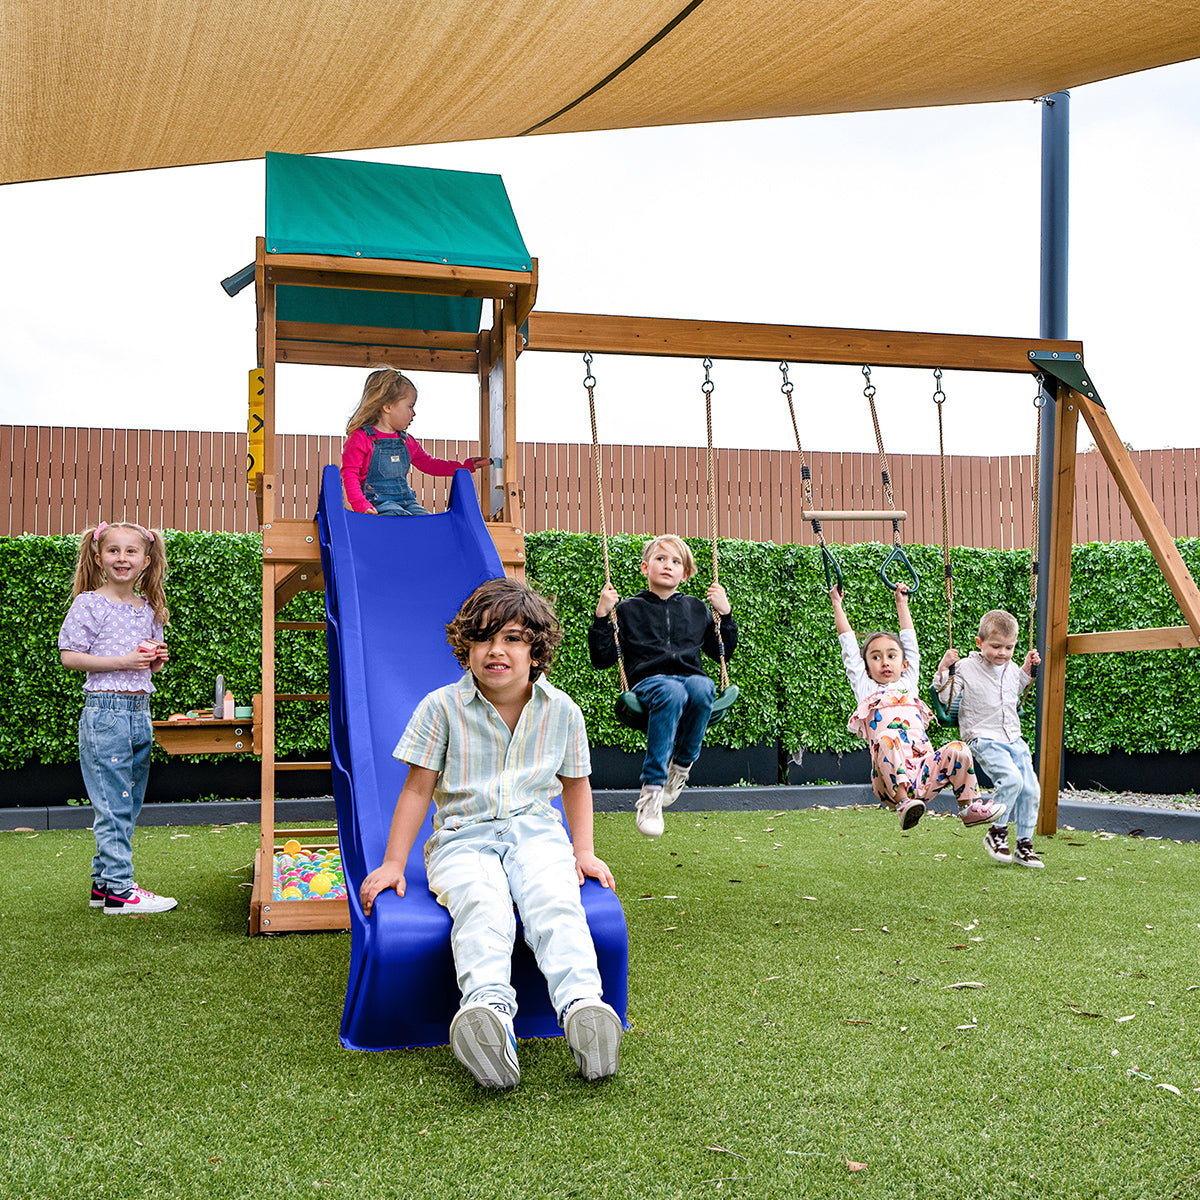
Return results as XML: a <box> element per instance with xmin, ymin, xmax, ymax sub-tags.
<box><xmin>58</xmin><ymin>522</ymin><xmax>177</xmax><ymax>915</ymax></box>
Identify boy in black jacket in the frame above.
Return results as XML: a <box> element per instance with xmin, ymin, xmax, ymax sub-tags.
<box><xmin>588</xmin><ymin>535</ymin><xmax>737</xmax><ymax>837</ymax></box>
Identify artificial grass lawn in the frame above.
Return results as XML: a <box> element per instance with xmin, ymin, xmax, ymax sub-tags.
<box><xmin>3</xmin><ymin>806</ymin><xmax>1199</xmax><ymax>1200</ymax></box>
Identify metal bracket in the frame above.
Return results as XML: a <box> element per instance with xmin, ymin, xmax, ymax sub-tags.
<box><xmin>1028</xmin><ymin>350</ymin><xmax>1103</xmax><ymax>407</ymax></box>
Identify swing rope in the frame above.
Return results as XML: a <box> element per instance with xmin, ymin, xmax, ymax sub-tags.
<box><xmin>863</xmin><ymin>365</ymin><xmax>920</xmax><ymax>593</ymax></box>
<box><xmin>934</xmin><ymin>369</ymin><xmax>954</xmax><ymax>648</ymax></box>
<box><xmin>583</xmin><ymin>352</ymin><xmax>630</xmax><ymax>693</ymax></box>
<box><xmin>1029</xmin><ymin>375</ymin><xmax>1045</xmax><ymax>679</ymax></box>
<box><xmin>931</xmin><ymin>368</ymin><xmax>962</xmax><ymax>720</ymax></box>
<box><xmin>780</xmin><ymin>361</ymin><xmax>843</xmax><ymax>592</ymax></box>
<box><xmin>702</xmin><ymin>357</ymin><xmax>730</xmax><ymax>691</ymax></box>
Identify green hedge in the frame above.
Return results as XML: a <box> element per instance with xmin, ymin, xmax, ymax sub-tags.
<box><xmin>3</xmin><ymin>531</ymin><xmax>1199</xmax><ymax>769</ymax></box>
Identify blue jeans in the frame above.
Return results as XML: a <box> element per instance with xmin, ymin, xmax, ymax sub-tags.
<box><xmin>632</xmin><ymin>673</ymin><xmax>716</xmax><ymax>786</ymax></box>
<box><xmin>374</xmin><ymin>498</ymin><xmax>430</xmax><ymax>516</ymax></box>
<box><xmin>79</xmin><ymin>693</ymin><xmax>152</xmax><ymax>891</ymax></box>
<box><xmin>969</xmin><ymin>736</ymin><xmax>1040</xmax><ymax>841</ymax></box>
<box><xmin>426</xmin><ymin>813</ymin><xmax>603</xmax><ymax>1019</ymax></box>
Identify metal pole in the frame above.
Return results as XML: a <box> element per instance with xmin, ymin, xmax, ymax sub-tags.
<box><xmin>1035</xmin><ymin>90</ymin><xmax>1069</xmax><ymax>775</ymax></box>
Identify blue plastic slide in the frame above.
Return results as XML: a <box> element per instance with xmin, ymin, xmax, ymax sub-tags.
<box><xmin>315</xmin><ymin>465</ymin><xmax>629</xmax><ymax>1051</ymax></box>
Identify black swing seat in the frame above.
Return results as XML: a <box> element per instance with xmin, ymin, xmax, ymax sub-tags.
<box><xmin>615</xmin><ymin>683</ymin><xmax>740</xmax><ymax>732</ymax></box>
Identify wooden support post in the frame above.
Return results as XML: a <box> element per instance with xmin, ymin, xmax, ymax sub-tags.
<box><xmin>1077</xmin><ymin>390</ymin><xmax>1200</xmax><ymax>638</ymax></box>
<box><xmin>1037</xmin><ymin>382</ymin><xmax>1078</xmax><ymax>834</ymax></box>
<box><xmin>488</xmin><ymin>300</ymin><xmax>520</xmax><ymax>523</ymax></box>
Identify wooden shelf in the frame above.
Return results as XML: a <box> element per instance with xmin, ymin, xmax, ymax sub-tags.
<box><xmin>153</xmin><ymin>717</ymin><xmax>257</xmax><ymax>755</ymax></box>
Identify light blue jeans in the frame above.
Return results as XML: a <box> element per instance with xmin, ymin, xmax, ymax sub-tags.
<box><xmin>374</xmin><ymin>498</ymin><xmax>430</xmax><ymax>516</ymax></box>
<box><xmin>969</xmin><ymin>736</ymin><xmax>1041</xmax><ymax>841</ymax></box>
<box><xmin>425</xmin><ymin>813</ymin><xmax>603</xmax><ymax>1019</ymax></box>
<box><xmin>79</xmin><ymin>693</ymin><xmax>152</xmax><ymax>891</ymax></box>
<box><xmin>632</xmin><ymin>673</ymin><xmax>716</xmax><ymax>786</ymax></box>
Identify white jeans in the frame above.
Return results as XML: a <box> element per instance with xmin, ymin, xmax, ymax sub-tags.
<box><xmin>425</xmin><ymin>813</ymin><xmax>603</xmax><ymax>1019</ymax></box>
<box><xmin>969</xmin><ymin>737</ymin><xmax>1041</xmax><ymax>841</ymax></box>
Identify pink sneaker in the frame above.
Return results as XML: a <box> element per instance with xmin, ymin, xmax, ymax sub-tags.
<box><xmin>959</xmin><ymin>798</ymin><xmax>1007</xmax><ymax>827</ymax></box>
<box><xmin>896</xmin><ymin>795</ymin><xmax>926</xmax><ymax>830</ymax></box>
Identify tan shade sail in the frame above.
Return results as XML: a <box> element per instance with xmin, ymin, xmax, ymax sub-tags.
<box><xmin>4</xmin><ymin>0</ymin><xmax>1199</xmax><ymax>184</ymax></box>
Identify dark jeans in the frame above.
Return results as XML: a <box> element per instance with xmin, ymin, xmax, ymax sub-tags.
<box><xmin>632</xmin><ymin>673</ymin><xmax>716</xmax><ymax>786</ymax></box>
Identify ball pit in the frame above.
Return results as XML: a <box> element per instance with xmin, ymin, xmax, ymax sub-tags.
<box><xmin>272</xmin><ymin>844</ymin><xmax>347</xmax><ymax>902</ymax></box>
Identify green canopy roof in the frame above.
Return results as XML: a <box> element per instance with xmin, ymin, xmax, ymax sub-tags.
<box><xmin>265</xmin><ymin>152</ymin><xmax>532</xmax><ymax>336</ymax></box>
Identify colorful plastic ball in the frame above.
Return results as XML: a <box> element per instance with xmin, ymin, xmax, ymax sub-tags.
<box><xmin>310</xmin><ymin>873</ymin><xmax>333</xmax><ymax>896</ymax></box>
<box><xmin>283</xmin><ymin>839</ymin><xmax>302</xmax><ymax>856</ymax></box>
<box><xmin>282</xmin><ymin>885</ymin><xmax>302</xmax><ymax>899</ymax></box>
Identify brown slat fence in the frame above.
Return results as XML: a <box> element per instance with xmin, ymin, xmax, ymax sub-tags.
<box><xmin>4</xmin><ymin>426</ymin><xmax>1200</xmax><ymax>549</ymax></box>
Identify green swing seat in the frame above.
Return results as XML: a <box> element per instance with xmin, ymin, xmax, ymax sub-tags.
<box><xmin>615</xmin><ymin>684</ymin><xmax>740</xmax><ymax>733</ymax></box>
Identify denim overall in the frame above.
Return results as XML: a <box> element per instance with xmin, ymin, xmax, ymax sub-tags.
<box><xmin>362</xmin><ymin>426</ymin><xmax>430</xmax><ymax>516</ymax></box>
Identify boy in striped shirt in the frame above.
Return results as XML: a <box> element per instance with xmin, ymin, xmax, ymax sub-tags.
<box><xmin>360</xmin><ymin>578</ymin><xmax>623</xmax><ymax>1089</ymax></box>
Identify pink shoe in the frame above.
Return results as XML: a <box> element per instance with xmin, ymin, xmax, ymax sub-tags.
<box><xmin>959</xmin><ymin>798</ymin><xmax>1007</xmax><ymax>827</ymax></box>
<box><xmin>897</xmin><ymin>795</ymin><xmax>926</xmax><ymax>830</ymax></box>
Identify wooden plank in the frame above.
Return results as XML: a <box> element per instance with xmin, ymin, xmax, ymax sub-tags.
<box><xmin>1079</xmin><ymin>392</ymin><xmax>1200</xmax><ymax>637</ymax></box>
<box><xmin>802</xmin><ymin>509</ymin><xmax>908</xmax><ymax>522</ymax></box>
<box><xmin>263</xmin><ymin>252</ymin><xmax>533</xmax><ymax>296</ymax></box>
<box><xmin>275</xmin><ymin>321</ymin><xmax>481</xmax><ymax>350</ymax></box>
<box><xmin>97</xmin><ymin>428</ymin><xmax>115</xmax><ymax>533</ymax></box>
<box><xmin>276</xmin><ymin>341</ymin><xmax>479</xmax><ymax>373</ymax></box>
<box><xmin>263</xmin><ymin>518</ymin><xmax>322</xmax><ymax>562</ymax></box>
<box><xmin>0</xmin><ymin>425</ymin><xmax>14</xmax><ymax>535</ymax></box>
<box><xmin>525</xmin><ymin>311</ymin><xmax>1082</xmax><ymax>373</ymax></box>
<box><xmin>1068</xmin><ymin>626</ymin><xmax>1200</xmax><ymax>653</ymax></box>
<box><xmin>152</xmin><ymin>719</ymin><xmax>255</xmax><ymax>755</ymax></box>
<box><xmin>1037</xmin><ymin>385</ymin><xmax>1079</xmax><ymax>835</ymax></box>
<box><xmin>13</xmin><ymin>427</ymin><xmax>33</xmax><ymax>535</ymax></box>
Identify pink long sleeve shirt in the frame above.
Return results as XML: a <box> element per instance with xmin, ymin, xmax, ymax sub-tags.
<box><xmin>340</xmin><ymin>428</ymin><xmax>473</xmax><ymax>513</ymax></box>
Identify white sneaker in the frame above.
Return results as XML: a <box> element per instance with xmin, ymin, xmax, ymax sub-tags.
<box><xmin>562</xmin><ymin>999</ymin><xmax>623</xmax><ymax>1080</ymax></box>
<box><xmin>1013</xmin><ymin>838</ymin><xmax>1045</xmax><ymax>868</ymax></box>
<box><xmin>635</xmin><ymin>785</ymin><xmax>665</xmax><ymax>837</ymax></box>
<box><xmin>103</xmin><ymin>884</ymin><xmax>177</xmax><ymax>915</ymax></box>
<box><xmin>450</xmin><ymin>1000</ymin><xmax>520</xmax><ymax>1089</ymax></box>
<box><xmin>662</xmin><ymin>761</ymin><xmax>692</xmax><ymax>807</ymax></box>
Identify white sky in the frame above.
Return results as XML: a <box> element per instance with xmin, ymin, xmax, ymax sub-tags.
<box><xmin>1</xmin><ymin>59</ymin><xmax>1197</xmax><ymax>458</ymax></box>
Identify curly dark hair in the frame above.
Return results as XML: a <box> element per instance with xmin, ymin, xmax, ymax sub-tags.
<box><xmin>446</xmin><ymin>578</ymin><xmax>562</xmax><ymax>681</ymax></box>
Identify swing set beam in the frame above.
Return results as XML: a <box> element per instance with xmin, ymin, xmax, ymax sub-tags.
<box><xmin>525</xmin><ymin>311</ymin><xmax>1082</xmax><ymax>372</ymax></box>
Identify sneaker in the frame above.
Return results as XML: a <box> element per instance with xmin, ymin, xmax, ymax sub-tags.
<box><xmin>635</xmin><ymin>785</ymin><xmax>665</xmax><ymax>837</ymax></box>
<box><xmin>662</xmin><ymin>761</ymin><xmax>692</xmax><ymax>808</ymax></box>
<box><xmin>983</xmin><ymin>825</ymin><xmax>1013</xmax><ymax>864</ymax></box>
<box><xmin>103</xmin><ymin>884</ymin><xmax>178</xmax><ymax>915</ymax></box>
<box><xmin>90</xmin><ymin>882</ymin><xmax>109</xmax><ymax>909</ymax></box>
<box><xmin>1013</xmin><ymin>838</ymin><xmax>1045</xmax><ymax>868</ymax></box>
<box><xmin>959</xmin><ymin>797</ymin><xmax>1007</xmax><ymax>828</ymax></box>
<box><xmin>450</xmin><ymin>1000</ymin><xmax>520</xmax><ymax>1089</ymax></box>
<box><xmin>562</xmin><ymin>999</ymin><xmax>623</xmax><ymax>1081</ymax></box>
<box><xmin>896</xmin><ymin>794</ymin><xmax>926</xmax><ymax>830</ymax></box>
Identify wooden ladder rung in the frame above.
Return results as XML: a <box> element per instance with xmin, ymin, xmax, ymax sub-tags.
<box><xmin>273</xmin><ymin>693</ymin><xmax>329</xmax><ymax>702</ymax></box>
<box><xmin>802</xmin><ymin>509</ymin><xmax>907</xmax><ymax>522</ymax></box>
<box><xmin>275</xmin><ymin>761</ymin><xmax>332</xmax><ymax>772</ymax></box>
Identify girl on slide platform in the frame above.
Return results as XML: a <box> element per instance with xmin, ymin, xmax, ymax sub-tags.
<box><xmin>341</xmin><ymin>368</ymin><xmax>491</xmax><ymax>515</ymax></box>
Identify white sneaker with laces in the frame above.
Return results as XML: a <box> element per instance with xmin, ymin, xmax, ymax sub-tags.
<box><xmin>984</xmin><ymin>825</ymin><xmax>1013</xmax><ymax>864</ymax></box>
<box><xmin>635</xmin><ymin>785</ymin><xmax>665</xmax><ymax>837</ymax></box>
<box><xmin>562</xmin><ymin>998</ymin><xmax>623</xmax><ymax>1080</ymax></box>
<box><xmin>1013</xmin><ymin>838</ymin><xmax>1045</xmax><ymax>868</ymax></box>
<box><xmin>662</xmin><ymin>761</ymin><xmax>692</xmax><ymax>807</ymax></box>
<box><xmin>450</xmin><ymin>1000</ymin><xmax>520</xmax><ymax>1089</ymax></box>
<box><xmin>103</xmin><ymin>884</ymin><xmax>177</xmax><ymax>915</ymax></box>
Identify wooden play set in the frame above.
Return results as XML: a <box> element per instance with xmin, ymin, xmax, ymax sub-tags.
<box><xmin>150</xmin><ymin>152</ymin><xmax>1200</xmax><ymax>935</ymax></box>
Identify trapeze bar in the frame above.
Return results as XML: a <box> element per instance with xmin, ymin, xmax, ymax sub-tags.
<box><xmin>802</xmin><ymin>510</ymin><xmax>907</xmax><ymax>522</ymax></box>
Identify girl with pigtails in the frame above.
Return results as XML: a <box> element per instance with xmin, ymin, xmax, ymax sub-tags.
<box><xmin>58</xmin><ymin>522</ymin><xmax>177</xmax><ymax>915</ymax></box>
